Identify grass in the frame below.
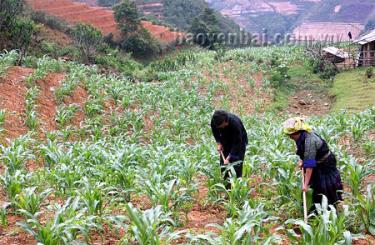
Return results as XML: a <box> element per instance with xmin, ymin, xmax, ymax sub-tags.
<box><xmin>331</xmin><ymin>68</ymin><xmax>375</xmax><ymax>111</ymax></box>
<box><xmin>267</xmin><ymin>62</ymin><xmax>326</xmax><ymax>112</ymax></box>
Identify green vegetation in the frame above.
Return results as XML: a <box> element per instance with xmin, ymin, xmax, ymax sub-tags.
<box><xmin>0</xmin><ymin>45</ymin><xmax>375</xmax><ymax>243</ymax></box>
<box><xmin>331</xmin><ymin>68</ymin><xmax>375</xmax><ymax>111</ymax></box>
<box><xmin>162</xmin><ymin>0</ymin><xmax>239</xmax><ymax>34</ymax></box>
<box><xmin>113</xmin><ymin>0</ymin><xmax>160</xmax><ymax>56</ymax></box>
<box><xmin>71</xmin><ymin>23</ymin><xmax>102</xmax><ymax>63</ymax></box>
<box><xmin>0</xmin><ymin>0</ymin><xmax>35</xmax><ymax>62</ymax></box>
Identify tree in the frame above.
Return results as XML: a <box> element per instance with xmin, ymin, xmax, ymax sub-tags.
<box><xmin>121</xmin><ymin>28</ymin><xmax>160</xmax><ymax>56</ymax></box>
<box><xmin>0</xmin><ymin>0</ymin><xmax>24</xmax><ymax>32</ymax></box>
<box><xmin>113</xmin><ymin>0</ymin><xmax>140</xmax><ymax>38</ymax></box>
<box><xmin>189</xmin><ymin>8</ymin><xmax>221</xmax><ymax>49</ymax></box>
<box><xmin>11</xmin><ymin>18</ymin><xmax>35</xmax><ymax>64</ymax></box>
<box><xmin>71</xmin><ymin>23</ymin><xmax>102</xmax><ymax>63</ymax></box>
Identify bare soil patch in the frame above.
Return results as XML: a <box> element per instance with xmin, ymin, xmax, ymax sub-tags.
<box><xmin>63</xmin><ymin>85</ymin><xmax>89</xmax><ymax>127</ymax></box>
<box><xmin>35</xmin><ymin>73</ymin><xmax>65</xmax><ymax>133</ymax></box>
<box><xmin>284</xmin><ymin>89</ymin><xmax>332</xmax><ymax>117</ymax></box>
<box><xmin>0</xmin><ymin>67</ymin><xmax>34</xmax><ymax>141</ymax></box>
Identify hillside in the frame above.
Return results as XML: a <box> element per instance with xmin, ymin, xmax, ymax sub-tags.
<box><xmin>0</xmin><ymin>46</ymin><xmax>375</xmax><ymax>244</ymax></box>
<box><xmin>207</xmin><ymin>0</ymin><xmax>375</xmax><ymax>41</ymax></box>
<box><xmin>95</xmin><ymin>0</ymin><xmax>240</xmax><ymax>34</ymax></box>
<box><xmin>26</xmin><ymin>0</ymin><xmax>183</xmax><ymax>43</ymax></box>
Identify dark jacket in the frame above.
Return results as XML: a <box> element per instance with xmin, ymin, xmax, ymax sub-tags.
<box><xmin>211</xmin><ymin>113</ymin><xmax>248</xmax><ymax>161</ymax></box>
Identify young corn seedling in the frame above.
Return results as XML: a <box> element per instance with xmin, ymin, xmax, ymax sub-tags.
<box><xmin>55</xmin><ymin>104</ymin><xmax>79</xmax><ymax>128</ymax></box>
<box><xmin>84</xmin><ymin>97</ymin><xmax>104</xmax><ymax>117</ymax></box>
<box><xmin>286</xmin><ymin>195</ymin><xmax>352</xmax><ymax>245</ymax></box>
<box><xmin>0</xmin><ymin>135</ymin><xmax>34</xmax><ymax>174</ymax></box>
<box><xmin>355</xmin><ymin>184</ymin><xmax>375</xmax><ymax>235</ymax></box>
<box><xmin>187</xmin><ymin>201</ymin><xmax>279</xmax><ymax>244</ymax></box>
<box><xmin>78</xmin><ymin>182</ymin><xmax>104</xmax><ymax>216</ymax></box>
<box><xmin>142</xmin><ymin>178</ymin><xmax>193</xmax><ymax>213</ymax></box>
<box><xmin>124</xmin><ymin>203</ymin><xmax>179</xmax><ymax>244</ymax></box>
<box><xmin>0</xmin><ymin>109</ymin><xmax>5</xmax><ymax>129</ymax></box>
<box><xmin>0</xmin><ymin>207</ymin><xmax>8</xmax><ymax>228</ymax></box>
<box><xmin>0</xmin><ymin>170</ymin><xmax>29</xmax><ymax>204</ymax></box>
<box><xmin>214</xmin><ymin>177</ymin><xmax>254</xmax><ymax>217</ymax></box>
<box><xmin>15</xmin><ymin>187</ymin><xmax>52</xmax><ymax>216</ymax></box>
<box><xmin>345</xmin><ymin>157</ymin><xmax>374</xmax><ymax>197</ymax></box>
<box><xmin>0</xmin><ymin>50</ymin><xmax>19</xmax><ymax>76</ymax></box>
<box><xmin>17</xmin><ymin>197</ymin><xmax>98</xmax><ymax>245</ymax></box>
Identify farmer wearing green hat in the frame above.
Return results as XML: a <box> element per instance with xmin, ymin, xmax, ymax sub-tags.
<box><xmin>211</xmin><ymin>110</ymin><xmax>248</xmax><ymax>184</ymax></box>
<box><xmin>283</xmin><ymin>117</ymin><xmax>343</xmax><ymax>211</ymax></box>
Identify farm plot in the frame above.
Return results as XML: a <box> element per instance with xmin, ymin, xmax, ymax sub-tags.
<box><xmin>0</xmin><ymin>47</ymin><xmax>374</xmax><ymax>244</ymax></box>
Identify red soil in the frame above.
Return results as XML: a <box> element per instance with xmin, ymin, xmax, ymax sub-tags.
<box><xmin>35</xmin><ymin>73</ymin><xmax>65</xmax><ymax>133</ymax></box>
<box><xmin>182</xmin><ymin>176</ymin><xmax>226</xmax><ymax>234</ymax></box>
<box><xmin>26</xmin><ymin>0</ymin><xmax>183</xmax><ymax>43</ymax></box>
<box><xmin>62</xmin><ymin>86</ymin><xmax>89</xmax><ymax>128</ymax></box>
<box><xmin>0</xmin><ymin>67</ymin><xmax>33</xmax><ymax>141</ymax></box>
<box><xmin>0</xmin><ymin>197</ymin><xmax>35</xmax><ymax>245</ymax></box>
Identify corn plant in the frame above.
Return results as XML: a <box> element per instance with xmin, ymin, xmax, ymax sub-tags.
<box><xmin>142</xmin><ymin>178</ymin><xmax>193</xmax><ymax>213</ymax></box>
<box><xmin>15</xmin><ymin>187</ymin><xmax>52</xmax><ymax>216</ymax></box>
<box><xmin>78</xmin><ymin>181</ymin><xmax>104</xmax><ymax>216</ymax></box>
<box><xmin>0</xmin><ymin>50</ymin><xmax>18</xmax><ymax>76</ymax></box>
<box><xmin>187</xmin><ymin>201</ymin><xmax>279</xmax><ymax>244</ymax></box>
<box><xmin>55</xmin><ymin>104</ymin><xmax>79</xmax><ymax>127</ymax></box>
<box><xmin>0</xmin><ymin>135</ymin><xmax>33</xmax><ymax>174</ymax></box>
<box><xmin>17</xmin><ymin>197</ymin><xmax>98</xmax><ymax>244</ymax></box>
<box><xmin>0</xmin><ymin>208</ymin><xmax>8</xmax><ymax>228</ymax></box>
<box><xmin>286</xmin><ymin>196</ymin><xmax>352</xmax><ymax>245</ymax></box>
<box><xmin>55</xmin><ymin>79</ymin><xmax>79</xmax><ymax>104</ymax></box>
<box><xmin>124</xmin><ymin>203</ymin><xmax>179</xmax><ymax>244</ymax></box>
<box><xmin>344</xmin><ymin>157</ymin><xmax>374</xmax><ymax>197</ymax></box>
<box><xmin>213</xmin><ymin>177</ymin><xmax>254</xmax><ymax>217</ymax></box>
<box><xmin>355</xmin><ymin>184</ymin><xmax>375</xmax><ymax>235</ymax></box>
<box><xmin>0</xmin><ymin>109</ymin><xmax>5</xmax><ymax>129</ymax></box>
<box><xmin>84</xmin><ymin>97</ymin><xmax>104</xmax><ymax>117</ymax></box>
<box><xmin>0</xmin><ymin>170</ymin><xmax>29</xmax><ymax>202</ymax></box>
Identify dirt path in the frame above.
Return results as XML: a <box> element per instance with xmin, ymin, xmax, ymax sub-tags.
<box><xmin>283</xmin><ymin>89</ymin><xmax>332</xmax><ymax>117</ymax></box>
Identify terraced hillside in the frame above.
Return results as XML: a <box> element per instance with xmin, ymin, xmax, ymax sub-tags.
<box><xmin>26</xmin><ymin>0</ymin><xmax>183</xmax><ymax>43</ymax></box>
<box><xmin>207</xmin><ymin>0</ymin><xmax>375</xmax><ymax>41</ymax></box>
<box><xmin>292</xmin><ymin>22</ymin><xmax>364</xmax><ymax>42</ymax></box>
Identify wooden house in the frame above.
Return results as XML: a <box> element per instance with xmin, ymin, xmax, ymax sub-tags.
<box><xmin>355</xmin><ymin>29</ymin><xmax>375</xmax><ymax>66</ymax></box>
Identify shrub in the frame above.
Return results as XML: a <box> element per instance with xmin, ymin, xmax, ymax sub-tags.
<box><xmin>71</xmin><ymin>23</ymin><xmax>102</xmax><ymax>63</ymax></box>
<box><xmin>366</xmin><ymin>67</ymin><xmax>374</xmax><ymax>79</ymax></box>
<box><xmin>121</xmin><ymin>28</ymin><xmax>160</xmax><ymax>56</ymax></box>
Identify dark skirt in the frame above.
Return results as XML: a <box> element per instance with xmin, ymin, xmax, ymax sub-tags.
<box><xmin>310</xmin><ymin>154</ymin><xmax>343</xmax><ymax>206</ymax></box>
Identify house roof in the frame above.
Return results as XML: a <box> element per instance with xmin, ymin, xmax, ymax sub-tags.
<box><xmin>323</xmin><ymin>47</ymin><xmax>349</xmax><ymax>59</ymax></box>
<box><xmin>354</xmin><ymin>29</ymin><xmax>375</xmax><ymax>45</ymax></box>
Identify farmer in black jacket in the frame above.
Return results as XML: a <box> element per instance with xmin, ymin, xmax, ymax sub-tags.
<box><xmin>211</xmin><ymin>110</ymin><xmax>248</xmax><ymax>182</ymax></box>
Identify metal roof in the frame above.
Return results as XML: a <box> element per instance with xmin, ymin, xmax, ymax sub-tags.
<box><xmin>322</xmin><ymin>47</ymin><xmax>349</xmax><ymax>59</ymax></box>
<box><xmin>354</xmin><ymin>29</ymin><xmax>375</xmax><ymax>45</ymax></box>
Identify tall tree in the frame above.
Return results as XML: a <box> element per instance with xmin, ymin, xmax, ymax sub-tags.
<box><xmin>0</xmin><ymin>0</ymin><xmax>24</xmax><ymax>32</ymax></box>
<box><xmin>113</xmin><ymin>0</ymin><xmax>140</xmax><ymax>38</ymax></box>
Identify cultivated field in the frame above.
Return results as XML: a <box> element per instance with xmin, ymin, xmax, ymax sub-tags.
<box><xmin>0</xmin><ymin>47</ymin><xmax>374</xmax><ymax>244</ymax></box>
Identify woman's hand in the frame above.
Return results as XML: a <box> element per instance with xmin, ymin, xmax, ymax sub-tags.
<box><xmin>224</xmin><ymin>157</ymin><xmax>230</xmax><ymax>165</ymax></box>
<box><xmin>302</xmin><ymin>183</ymin><xmax>308</xmax><ymax>192</ymax></box>
<box><xmin>298</xmin><ymin>160</ymin><xmax>303</xmax><ymax>169</ymax></box>
<box><xmin>217</xmin><ymin>144</ymin><xmax>223</xmax><ymax>152</ymax></box>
